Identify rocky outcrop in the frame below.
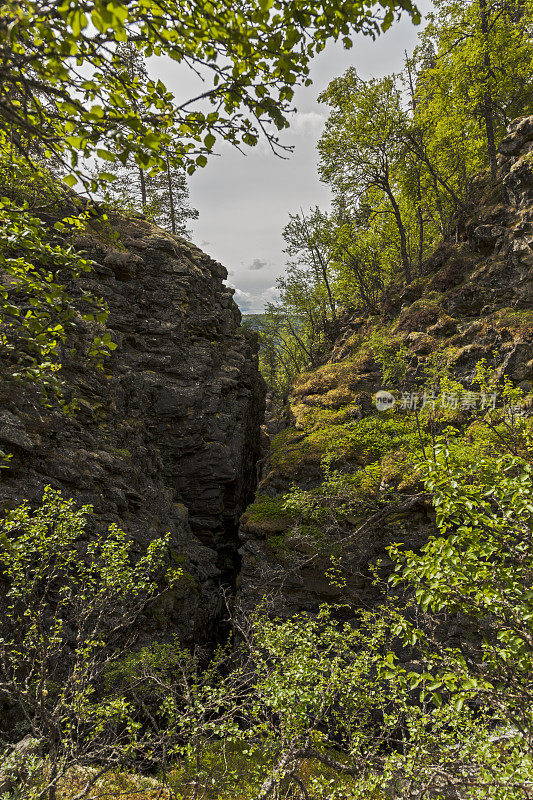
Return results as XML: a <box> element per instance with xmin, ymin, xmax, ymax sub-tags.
<box><xmin>0</xmin><ymin>215</ymin><xmax>265</xmax><ymax>642</ymax></box>
<box><xmin>238</xmin><ymin>116</ymin><xmax>533</xmax><ymax>619</ymax></box>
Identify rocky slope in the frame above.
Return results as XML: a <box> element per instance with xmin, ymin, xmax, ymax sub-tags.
<box><xmin>238</xmin><ymin>116</ymin><xmax>533</xmax><ymax>619</ymax></box>
<box><xmin>0</xmin><ymin>215</ymin><xmax>265</xmax><ymax>643</ymax></box>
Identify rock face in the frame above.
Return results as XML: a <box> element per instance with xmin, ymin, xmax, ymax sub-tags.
<box><xmin>0</xmin><ymin>216</ymin><xmax>265</xmax><ymax>642</ymax></box>
<box><xmin>238</xmin><ymin>116</ymin><xmax>533</xmax><ymax>619</ymax></box>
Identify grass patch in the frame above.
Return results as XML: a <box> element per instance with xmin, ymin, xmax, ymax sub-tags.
<box><xmin>58</xmin><ymin>768</ymin><xmax>171</xmax><ymax>799</ymax></box>
<box><xmin>291</xmin><ymin>402</ymin><xmax>362</xmax><ymax>431</ymax></box>
<box><xmin>269</xmin><ymin>427</ymin><xmax>322</xmax><ymax>475</ymax></box>
<box><xmin>242</xmin><ymin>493</ymin><xmax>296</xmax><ymax>530</ymax></box>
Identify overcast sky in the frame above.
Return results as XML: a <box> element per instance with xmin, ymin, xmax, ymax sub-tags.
<box><xmin>156</xmin><ymin>0</ymin><xmax>433</xmax><ymax>314</ymax></box>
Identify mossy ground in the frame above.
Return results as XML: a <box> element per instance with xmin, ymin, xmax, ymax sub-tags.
<box><xmin>242</xmin><ymin>493</ymin><xmax>296</xmax><ymax>528</ymax></box>
<box><xmin>292</xmin><ymin>351</ymin><xmax>376</xmax><ymax>399</ymax></box>
<box><xmin>247</xmin><ymin>306</ymin><xmax>532</xmax><ymax>556</ymax></box>
<box><xmin>58</xmin><ymin>770</ymin><xmax>169</xmax><ymax>800</ymax></box>
<box><xmin>489</xmin><ymin>307</ymin><xmax>533</xmax><ymax>334</ymax></box>
<box><xmin>57</xmin><ymin>746</ymin><xmax>387</xmax><ymax>800</ymax></box>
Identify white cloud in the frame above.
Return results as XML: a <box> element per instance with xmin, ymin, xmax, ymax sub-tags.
<box><xmin>179</xmin><ymin>0</ymin><xmax>432</xmax><ymax>314</ymax></box>
<box><xmin>261</xmin><ymin>286</ymin><xmax>280</xmax><ymax>306</ymax></box>
<box><xmin>232</xmin><ymin>285</ymin><xmax>279</xmax><ymax>314</ymax></box>
<box><xmin>291</xmin><ymin>111</ymin><xmax>326</xmax><ymax>134</ymax></box>
<box><xmin>233</xmin><ymin>288</ymin><xmax>252</xmax><ymax>301</ymax></box>
<box><xmin>232</xmin><ymin>288</ymin><xmax>254</xmax><ymax>313</ymax></box>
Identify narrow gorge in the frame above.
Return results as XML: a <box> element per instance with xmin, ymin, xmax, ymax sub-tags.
<box><xmin>1</xmin><ymin>117</ymin><xmax>532</xmax><ymax>650</ymax></box>
<box><xmin>239</xmin><ymin>115</ymin><xmax>533</xmax><ymax>619</ymax></box>
<box><xmin>3</xmin><ymin>0</ymin><xmax>533</xmax><ymax>795</ymax></box>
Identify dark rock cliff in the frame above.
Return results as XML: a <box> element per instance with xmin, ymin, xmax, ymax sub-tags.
<box><xmin>238</xmin><ymin>116</ymin><xmax>533</xmax><ymax>619</ymax></box>
<box><xmin>0</xmin><ymin>215</ymin><xmax>265</xmax><ymax>642</ymax></box>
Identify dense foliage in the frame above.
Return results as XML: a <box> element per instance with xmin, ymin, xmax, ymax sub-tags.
<box><xmin>0</xmin><ymin>488</ymin><xmax>181</xmax><ymax>800</ymax></box>
<box><xmin>1</xmin><ymin>0</ymin><xmax>418</xmax><ymax>183</ymax></box>
<box><xmin>259</xmin><ymin>0</ymin><xmax>533</xmax><ymax>396</ymax></box>
<box><xmin>1</xmin><ymin>439</ymin><xmax>532</xmax><ymax>798</ymax></box>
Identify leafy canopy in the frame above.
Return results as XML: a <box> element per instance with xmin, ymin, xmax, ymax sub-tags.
<box><xmin>1</xmin><ymin>0</ymin><xmax>420</xmax><ymax>187</ymax></box>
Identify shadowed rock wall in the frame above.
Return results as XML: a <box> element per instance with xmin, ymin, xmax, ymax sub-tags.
<box><xmin>0</xmin><ymin>215</ymin><xmax>265</xmax><ymax>642</ymax></box>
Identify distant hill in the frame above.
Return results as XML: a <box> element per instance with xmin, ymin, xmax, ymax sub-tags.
<box><xmin>241</xmin><ymin>313</ymin><xmax>268</xmax><ymax>332</ymax></box>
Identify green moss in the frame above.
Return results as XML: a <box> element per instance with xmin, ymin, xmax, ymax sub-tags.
<box><xmin>266</xmin><ymin>518</ymin><xmax>337</xmax><ymax>557</ymax></box>
<box><xmin>292</xmin><ymin>402</ymin><xmax>360</xmax><ymax>431</ymax></box>
<box><xmin>109</xmin><ymin>447</ymin><xmax>132</xmax><ymax>459</ymax></box>
<box><xmin>243</xmin><ymin>494</ymin><xmax>295</xmax><ymax>527</ymax></box>
<box><xmin>269</xmin><ymin>428</ymin><xmax>320</xmax><ymax>475</ymax></box>
<box><xmin>313</xmin><ymin>413</ymin><xmax>424</xmax><ymax>466</ymax></box>
<box><xmin>270</xmin><ymin>410</ymin><xmax>434</xmax><ymax>478</ymax></box>
<box><xmin>490</xmin><ymin>308</ymin><xmax>533</xmax><ymax>333</ymax></box>
<box><xmin>292</xmin><ymin>352</ymin><xmax>374</xmax><ymax>398</ymax></box>
<box><xmin>244</xmin><ymin>494</ymin><xmax>334</xmax><ymax>556</ymax></box>
<box><xmin>266</xmin><ymin>532</ymin><xmax>292</xmax><ymax>555</ymax></box>
<box><xmin>297</xmin><ymin>522</ymin><xmax>322</xmax><ymax>538</ymax></box>
<box><xmin>317</xmin><ymin>386</ymin><xmax>355</xmax><ymax>408</ymax></box>
<box><xmin>396</xmin><ymin>302</ymin><xmax>443</xmax><ymax>333</ymax></box>
<box><xmin>163</xmin><ymin>740</ymin><xmax>374</xmax><ymax>800</ymax></box>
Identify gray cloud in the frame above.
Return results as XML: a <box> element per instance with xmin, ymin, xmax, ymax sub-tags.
<box><xmin>233</xmin><ymin>289</ymin><xmax>254</xmax><ymax>313</ymax></box>
<box><xmin>291</xmin><ymin>110</ymin><xmax>327</xmax><ymax>133</ymax></box>
<box><xmin>248</xmin><ymin>258</ymin><xmax>269</xmax><ymax>271</ymax></box>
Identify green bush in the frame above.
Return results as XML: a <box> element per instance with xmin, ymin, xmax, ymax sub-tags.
<box><xmin>0</xmin><ymin>487</ymin><xmax>180</xmax><ymax>800</ymax></box>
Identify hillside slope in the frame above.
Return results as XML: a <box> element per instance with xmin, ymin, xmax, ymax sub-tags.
<box><xmin>239</xmin><ymin>116</ymin><xmax>533</xmax><ymax>618</ymax></box>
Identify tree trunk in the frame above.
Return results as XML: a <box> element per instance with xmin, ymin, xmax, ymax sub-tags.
<box><xmin>405</xmin><ymin>51</ymin><xmax>418</xmax><ymax>113</ymax></box>
<box><xmin>48</xmin><ymin>756</ymin><xmax>57</xmax><ymax>800</ymax></box>
<box><xmin>139</xmin><ymin>166</ymin><xmax>147</xmax><ymax>211</ymax></box>
<box><xmin>405</xmin><ymin>132</ymin><xmax>468</xmax><ymax>212</ymax></box>
<box><xmin>300</xmin><ymin>212</ymin><xmax>337</xmax><ymax>323</ymax></box>
<box><xmin>479</xmin><ymin>0</ymin><xmax>498</xmax><ymax>180</ymax></box>
<box><xmin>313</xmin><ymin>243</ymin><xmax>337</xmax><ymax>324</ymax></box>
<box><xmin>382</xmin><ymin>175</ymin><xmax>411</xmax><ymax>284</ymax></box>
<box><xmin>415</xmin><ymin>168</ymin><xmax>424</xmax><ymax>271</ymax></box>
<box><xmin>285</xmin><ymin>317</ymin><xmax>313</xmax><ymax>365</ymax></box>
<box><xmin>166</xmin><ymin>158</ymin><xmax>176</xmax><ymax>234</ymax></box>
<box><xmin>429</xmin><ymin>171</ymin><xmax>447</xmax><ymax>235</ymax></box>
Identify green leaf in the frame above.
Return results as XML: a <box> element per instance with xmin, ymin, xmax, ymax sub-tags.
<box><xmin>96</xmin><ymin>149</ymin><xmax>116</xmax><ymax>162</ymax></box>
